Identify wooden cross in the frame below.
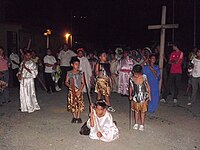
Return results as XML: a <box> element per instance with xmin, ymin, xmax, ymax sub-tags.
<box><xmin>148</xmin><ymin>6</ymin><xmax>179</xmax><ymax>92</ymax></box>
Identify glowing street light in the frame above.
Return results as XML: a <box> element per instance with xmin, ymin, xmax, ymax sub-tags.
<box><xmin>44</xmin><ymin>29</ymin><xmax>52</xmax><ymax>49</ymax></box>
<box><xmin>65</xmin><ymin>33</ymin><xmax>71</xmax><ymax>39</ymax></box>
<box><xmin>65</xmin><ymin>33</ymin><xmax>72</xmax><ymax>47</ymax></box>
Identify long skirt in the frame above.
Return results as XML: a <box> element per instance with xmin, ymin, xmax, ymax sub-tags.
<box><xmin>67</xmin><ymin>88</ymin><xmax>84</xmax><ymax>113</ymax></box>
<box><xmin>118</xmin><ymin>71</ymin><xmax>131</xmax><ymax>95</ymax></box>
<box><xmin>20</xmin><ymin>78</ymin><xmax>40</xmax><ymax>113</ymax></box>
<box><xmin>95</xmin><ymin>78</ymin><xmax>111</xmax><ymax>97</ymax></box>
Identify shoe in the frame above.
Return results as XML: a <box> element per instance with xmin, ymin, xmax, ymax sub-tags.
<box><xmin>77</xmin><ymin>118</ymin><xmax>82</xmax><ymax>123</ymax></box>
<box><xmin>160</xmin><ymin>98</ymin><xmax>166</xmax><ymax>103</ymax></box>
<box><xmin>71</xmin><ymin>118</ymin><xmax>76</xmax><ymax>123</ymax></box>
<box><xmin>107</xmin><ymin>106</ymin><xmax>116</xmax><ymax>112</ymax></box>
<box><xmin>173</xmin><ymin>99</ymin><xmax>177</xmax><ymax>103</ymax></box>
<box><xmin>187</xmin><ymin>102</ymin><xmax>192</xmax><ymax>106</ymax></box>
<box><xmin>56</xmin><ymin>86</ymin><xmax>61</xmax><ymax>91</ymax></box>
<box><xmin>139</xmin><ymin>125</ymin><xmax>144</xmax><ymax>131</ymax></box>
<box><xmin>133</xmin><ymin>124</ymin><xmax>139</xmax><ymax>130</ymax></box>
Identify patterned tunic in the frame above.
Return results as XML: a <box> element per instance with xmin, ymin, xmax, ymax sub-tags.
<box><xmin>67</xmin><ymin>71</ymin><xmax>84</xmax><ymax>113</ymax></box>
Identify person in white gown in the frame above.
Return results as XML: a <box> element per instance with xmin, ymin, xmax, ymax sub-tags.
<box><xmin>17</xmin><ymin>51</ymin><xmax>40</xmax><ymax>113</ymax></box>
<box><xmin>77</xmin><ymin>48</ymin><xmax>92</xmax><ymax>93</ymax></box>
<box><xmin>117</xmin><ymin>50</ymin><xmax>134</xmax><ymax>95</ymax></box>
<box><xmin>87</xmin><ymin>100</ymin><xmax>119</xmax><ymax>142</ymax></box>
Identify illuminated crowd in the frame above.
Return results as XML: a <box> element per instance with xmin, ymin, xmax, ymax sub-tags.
<box><xmin>0</xmin><ymin>43</ymin><xmax>199</xmax><ymax>140</ymax></box>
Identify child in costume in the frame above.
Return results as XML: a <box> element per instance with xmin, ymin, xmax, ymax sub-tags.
<box><xmin>17</xmin><ymin>51</ymin><xmax>40</xmax><ymax>113</ymax></box>
<box><xmin>87</xmin><ymin>100</ymin><xmax>119</xmax><ymax>142</ymax></box>
<box><xmin>95</xmin><ymin>51</ymin><xmax>115</xmax><ymax>112</ymax></box>
<box><xmin>65</xmin><ymin>57</ymin><xmax>85</xmax><ymax>123</ymax></box>
<box><xmin>129</xmin><ymin>64</ymin><xmax>151</xmax><ymax>131</ymax></box>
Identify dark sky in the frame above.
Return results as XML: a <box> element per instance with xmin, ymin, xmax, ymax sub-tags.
<box><xmin>3</xmin><ymin>0</ymin><xmax>200</xmax><ymax>49</ymax></box>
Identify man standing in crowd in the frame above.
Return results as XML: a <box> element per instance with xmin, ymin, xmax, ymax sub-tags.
<box><xmin>58</xmin><ymin>44</ymin><xmax>76</xmax><ymax>88</ymax></box>
<box><xmin>187</xmin><ymin>49</ymin><xmax>200</xmax><ymax>106</ymax></box>
<box><xmin>43</xmin><ymin>49</ymin><xmax>58</xmax><ymax>93</ymax></box>
<box><xmin>160</xmin><ymin>43</ymin><xmax>184</xmax><ymax>103</ymax></box>
<box><xmin>88</xmin><ymin>51</ymin><xmax>98</xmax><ymax>91</ymax></box>
<box><xmin>77</xmin><ymin>48</ymin><xmax>92</xmax><ymax>93</ymax></box>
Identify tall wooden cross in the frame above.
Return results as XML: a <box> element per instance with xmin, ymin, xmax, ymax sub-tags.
<box><xmin>148</xmin><ymin>6</ymin><xmax>179</xmax><ymax>91</ymax></box>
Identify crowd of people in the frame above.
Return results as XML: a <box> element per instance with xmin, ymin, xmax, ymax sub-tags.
<box><xmin>0</xmin><ymin>42</ymin><xmax>200</xmax><ymax>142</ymax></box>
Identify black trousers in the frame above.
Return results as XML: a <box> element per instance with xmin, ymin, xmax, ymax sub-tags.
<box><xmin>58</xmin><ymin>66</ymin><xmax>72</xmax><ymax>88</ymax></box>
<box><xmin>162</xmin><ymin>73</ymin><xmax>181</xmax><ymax>100</ymax></box>
<box><xmin>13</xmin><ymin>68</ymin><xmax>19</xmax><ymax>87</ymax></box>
<box><xmin>44</xmin><ymin>73</ymin><xmax>56</xmax><ymax>92</ymax></box>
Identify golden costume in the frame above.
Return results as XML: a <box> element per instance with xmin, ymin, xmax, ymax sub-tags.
<box><xmin>95</xmin><ymin>62</ymin><xmax>111</xmax><ymax>97</ymax></box>
<box><xmin>95</xmin><ymin>78</ymin><xmax>111</xmax><ymax>97</ymax></box>
<box><xmin>67</xmin><ymin>71</ymin><xmax>84</xmax><ymax>113</ymax></box>
<box><xmin>132</xmin><ymin>100</ymin><xmax>148</xmax><ymax>113</ymax></box>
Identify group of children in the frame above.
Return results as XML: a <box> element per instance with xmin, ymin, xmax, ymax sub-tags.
<box><xmin>3</xmin><ymin>44</ymin><xmax>199</xmax><ymax>142</ymax></box>
<box><xmin>0</xmin><ymin>48</ymin><xmax>160</xmax><ymax>142</ymax></box>
<box><xmin>65</xmin><ymin>50</ymin><xmax>152</xmax><ymax>142</ymax></box>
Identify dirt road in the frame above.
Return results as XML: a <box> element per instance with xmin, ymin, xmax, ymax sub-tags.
<box><xmin>0</xmin><ymin>87</ymin><xmax>200</xmax><ymax>150</ymax></box>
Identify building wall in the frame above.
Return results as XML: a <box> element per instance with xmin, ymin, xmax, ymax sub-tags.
<box><xmin>0</xmin><ymin>23</ymin><xmax>22</xmax><ymax>55</ymax></box>
<box><xmin>0</xmin><ymin>23</ymin><xmax>65</xmax><ymax>57</ymax></box>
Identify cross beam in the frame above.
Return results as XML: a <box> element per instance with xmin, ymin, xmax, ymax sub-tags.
<box><xmin>148</xmin><ymin>6</ymin><xmax>179</xmax><ymax>92</ymax></box>
<box><xmin>148</xmin><ymin>24</ymin><xmax>179</xmax><ymax>30</ymax></box>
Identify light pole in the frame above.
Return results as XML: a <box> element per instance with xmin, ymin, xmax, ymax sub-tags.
<box><xmin>65</xmin><ymin>33</ymin><xmax>72</xmax><ymax>48</ymax></box>
<box><xmin>44</xmin><ymin>29</ymin><xmax>52</xmax><ymax>49</ymax></box>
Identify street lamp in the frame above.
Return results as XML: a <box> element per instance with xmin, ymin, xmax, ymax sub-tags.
<box><xmin>65</xmin><ymin>33</ymin><xmax>72</xmax><ymax>47</ymax></box>
<box><xmin>44</xmin><ymin>29</ymin><xmax>52</xmax><ymax>49</ymax></box>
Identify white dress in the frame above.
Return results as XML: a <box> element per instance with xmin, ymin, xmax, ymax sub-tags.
<box><xmin>87</xmin><ymin>110</ymin><xmax>119</xmax><ymax>142</ymax></box>
<box><xmin>18</xmin><ymin>60</ymin><xmax>40</xmax><ymax>113</ymax></box>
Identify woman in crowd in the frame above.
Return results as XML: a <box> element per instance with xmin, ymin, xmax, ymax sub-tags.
<box><xmin>143</xmin><ymin>54</ymin><xmax>160</xmax><ymax>113</ymax></box>
<box><xmin>0</xmin><ymin>47</ymin><xmax>10</xmax><ymax>105</ymax></box>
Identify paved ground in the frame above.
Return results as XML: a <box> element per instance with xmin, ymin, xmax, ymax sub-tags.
<box><xmin>0</xmin><ymin>84</ymin><xmax>200</xmax><ymax>150</ymax></box>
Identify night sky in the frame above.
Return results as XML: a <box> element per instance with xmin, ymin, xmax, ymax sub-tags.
<box><xmin>3</xmin><ymin>0</ymin><xmax>200</xmax><ymax>49</ymax></box>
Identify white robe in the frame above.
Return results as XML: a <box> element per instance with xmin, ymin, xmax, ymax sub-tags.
<box><xmin>87</xmin><ymin>110</ymin><xmax>119</xmax><ymax>142</ymax></box>
<box><xmin>78</xmin><ymin>56</ymin><xmax>92</xmax><ymax>92</ymax></box>
<box><xmin>18</xmin><ymin>60</ymin><xmax>40</xmax><ymax>113</ymax></box>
